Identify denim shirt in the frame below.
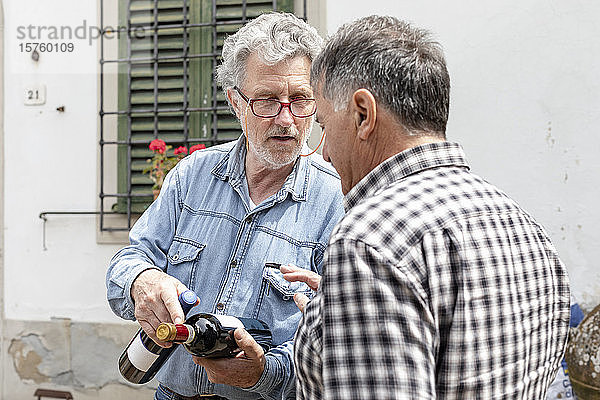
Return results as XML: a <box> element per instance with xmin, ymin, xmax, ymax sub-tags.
<box><xmin>106</xmin><ymin>137</ymin><xmax>344</xmax><ymax>399</ymax></box>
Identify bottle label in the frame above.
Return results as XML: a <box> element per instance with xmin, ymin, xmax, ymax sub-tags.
<box><xmin>213</xmin><ymin>315</ymin><xmax>244</xmax><ymax>329</ymax></box>
<box><xmin>127</xmin><ymin>332</ymin><xmax>160</xmax><ymax>372</ymax></box>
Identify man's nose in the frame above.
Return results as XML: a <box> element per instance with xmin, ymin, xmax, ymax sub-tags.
<box><xmin>274</xmin><ymin>105</ymin><xmax>294</xmax><ymax>127</ymax></box>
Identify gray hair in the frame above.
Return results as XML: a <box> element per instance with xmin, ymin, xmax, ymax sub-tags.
<box><xmin>216</xmin><ymin>12</ymin><xmax>323</xmax><ymax>98</ymax></box>
<box><xmin>311</xmin><ymin>15</ymin><xmax>450</xmax><ymax>136</ymax></box>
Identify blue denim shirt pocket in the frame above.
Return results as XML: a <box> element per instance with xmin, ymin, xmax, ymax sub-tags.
<box><xmin>166</xmin><ymin>238</ymin><xmax>206</xmax><ymax>287</ymax></box>
<box><xmin>262</xmin><ymin>267</ymin><xmax>313</xmax><ymax>300</ymax></box>
<box><xmin>254</xmin><ymin>267</ymin><xmax>314</xmax><ymax>344</ymax></box>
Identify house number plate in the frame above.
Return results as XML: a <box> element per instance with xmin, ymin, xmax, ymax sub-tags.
<box><xmin>24</xmin><ymin>84</ymin><xmax>46</xmax><ymax>105</ymax></box>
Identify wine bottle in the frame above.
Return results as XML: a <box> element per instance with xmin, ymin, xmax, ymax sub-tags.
<box><xmin>156</xmin><ymin>313</ymin><xmax>272</xmax><ymax>358</ymax></box>
<box><xmin>118</xmin><ymin>290</ymin><xmax>199</xmax><ymax>384</ymax></box>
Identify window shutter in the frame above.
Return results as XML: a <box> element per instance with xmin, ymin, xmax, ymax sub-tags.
<box><xmin>116</xmin><ymin>0</ymin><xmax>294</xmax><ymax>214</ymax></box>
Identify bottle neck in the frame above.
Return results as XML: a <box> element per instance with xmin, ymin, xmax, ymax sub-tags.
<box><xmin>156</xmin><ymin>323</ymin><xmax>195</xmax><ymax>344</ymax></box>
<box><xmin>174</xmin><ymin>324</ymin><xmax>195</xmax><ymax>343</ymax></box>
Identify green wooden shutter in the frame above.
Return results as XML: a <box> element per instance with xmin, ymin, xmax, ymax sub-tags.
<box><xmin>116</xmin><ymin>0</ymin><xmax>294</xmax><ymax>214</ymax></box>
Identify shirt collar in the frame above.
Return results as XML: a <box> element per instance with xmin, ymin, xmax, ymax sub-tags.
<box><xmin>343</xmin><ymin>141</ymin><xmax>470</xmax><ymax>211</ymax></box>
<box><xmin>211</xmin><ymin>135</ymin><xmax>310</xmax><ymax>202</ymax></box>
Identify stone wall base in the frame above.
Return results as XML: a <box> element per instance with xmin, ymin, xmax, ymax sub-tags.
<box><xmin>2</xmin><ymin>318</ymin><xmax>157</xmax><ymax>399</ymax></box>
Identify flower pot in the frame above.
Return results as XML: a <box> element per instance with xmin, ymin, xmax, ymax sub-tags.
<box><xmin>566</xmin><ymin>303</ymin><xmax>600</xmax><ymax>399</ymax></box>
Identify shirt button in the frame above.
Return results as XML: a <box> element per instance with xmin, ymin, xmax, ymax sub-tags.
<box><xmin>216</xmin><ymin>303</ymin><xmax>225</xmax><ymax>311</ymax></box>
<box><xmin>230</xmin><ymin>260</ymin><xmax>238</xmax><ymax>268</ymax></box>
<box><xmin>172</xmin><ymin>254</ymin><xmax>179</xmax><ymax>261</ymax></box>
<box><xmin>246</xmin><ymin>215</ymin><xmax>253</xmax><ymax>223</ymax></box>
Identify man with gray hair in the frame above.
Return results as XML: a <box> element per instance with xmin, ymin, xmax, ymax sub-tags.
<box><xmin>287</xmin><ymin>15</ymin><xmax>570</xmax><ymax>399</ymax></box>
<box><xmin>107</xmin><ymin>12</ymin><xmax>343</xmax><ymax>400</ymax></box>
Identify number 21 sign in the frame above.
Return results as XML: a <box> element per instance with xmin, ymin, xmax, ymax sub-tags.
<box><xmin>24</xmin><ymin>84</ymin><xmax>46</xmax><ymax>106</ymax></box>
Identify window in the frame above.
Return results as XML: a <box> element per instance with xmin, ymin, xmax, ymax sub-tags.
<box><xmin>99</xmin><ymin>0</ymin><xmax>298</xmax><ymax>231</ymax></box>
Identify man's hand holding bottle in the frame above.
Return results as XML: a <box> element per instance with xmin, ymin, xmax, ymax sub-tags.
<box><xmin>130</xmin><ymin>268</ymin><xmax>192</xmax><ymax>347</ymax></box>
<box><xmin>191</xmin><ymin>328</ymin><xmax>267</xmax><ymax>388</ymax></box>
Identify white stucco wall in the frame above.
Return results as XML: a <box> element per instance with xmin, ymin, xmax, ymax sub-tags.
<box><xmin>3</xmin><ymin>0</ymin><xmax>123</xmax><ymax>322</ymax></box>
<box><xmin>2</xmin><ymin>0</ymin><xmax>600</xmax><ymax>326</ymax></box>
<box><xmin>326</xmin><ymin>0</ymin><xmax>600</xmax><ymax>309</ymax></box>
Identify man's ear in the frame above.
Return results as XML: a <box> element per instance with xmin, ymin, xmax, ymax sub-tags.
<box><xmin>227</xmin><ymin>88</ymin><xmax>243</xmax><ymax>120</ymax></box>
<box><xmin>351</xmin><ymin>89</ymin><xmax>377</xmax><ymax>141</ymax></box>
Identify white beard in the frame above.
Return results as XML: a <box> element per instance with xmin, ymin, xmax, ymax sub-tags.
<box><xmin>247</xmin><ymin>124</ymin><xmax>310</xmax><ymax>169</ymax></box>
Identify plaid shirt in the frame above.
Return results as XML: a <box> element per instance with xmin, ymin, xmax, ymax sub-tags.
<box><xmin>295</xmin><ymin>141</ymin><xmax>570</xmax><ymax>399</ymax></box>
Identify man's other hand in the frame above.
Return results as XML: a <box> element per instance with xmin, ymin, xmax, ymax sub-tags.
<box><xmin>280</xmin><ymin>264</ymin><xmax>321</xmax><ymax>312</ymax></box>
<box><xmin>192</xmin><ymin>328</ymin><xmax>266</xmax><ymax>388</ymax></box>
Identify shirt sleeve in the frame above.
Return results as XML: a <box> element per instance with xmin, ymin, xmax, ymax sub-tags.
<box><xmin>105</xmin><ymin>166</ymin><xmax>182</xmax><ymax>320</ymax></box>
<box><xmin>243</xmin><ymin>340</ymin><xmax>296</xmax><ymax>400</ymax></box>
<box><xmin>320</xmin><ymin>238</ymin><xmax>438</xmax><ymax>400</ymax></box>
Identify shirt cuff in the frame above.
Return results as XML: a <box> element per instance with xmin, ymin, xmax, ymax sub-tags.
<box><xmin>244</xmin><ymin>353</ymin><xmax>283</xmax><ymax>395</ymax></box>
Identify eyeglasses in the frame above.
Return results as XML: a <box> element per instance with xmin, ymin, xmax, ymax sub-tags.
<box><xmin>234</xmin><ymin>86</ymin><xmax>317</xmax><ymax>118</ymax></box>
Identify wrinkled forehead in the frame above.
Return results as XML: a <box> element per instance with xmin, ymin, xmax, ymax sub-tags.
<box><xmin>245</xmin><ymin>52</ymin><xmax>310</xmax><ymax>73</ymax></box>
<box><xmin>242</xmin><ymin>53</ymin><xmax>312</xmax><ymax>92</ymax></box>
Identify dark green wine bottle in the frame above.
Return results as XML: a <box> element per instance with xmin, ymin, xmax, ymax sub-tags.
<box><xmin>156</xmin><ymin>313</ymin><xmax>271</xmax><ymax>358</ymax></box>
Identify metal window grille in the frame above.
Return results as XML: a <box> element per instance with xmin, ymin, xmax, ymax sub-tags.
<box><xmin>99</xmin><ymin>0</ymin><xmax>305</xmax><ymax>231</ymax></box>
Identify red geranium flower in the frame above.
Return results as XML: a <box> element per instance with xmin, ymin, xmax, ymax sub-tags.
<box><xmin>189</xmin><ymin>144</ymin><xmax>206</xmax><ymax>154</ymax></box>
<box><xmin>174</xmin><ymin>146</ymin><xmax>188</xmax><ymax>156</ymax></box>
<box><xmin>149</xmin><ymin>139</ymin><xmax>167</xmax><ymax>154</ymax></box>
<box><xmin>143</xmin><ymin>138</ymin><xmax>179</xmax><ymax>191</ymax></box>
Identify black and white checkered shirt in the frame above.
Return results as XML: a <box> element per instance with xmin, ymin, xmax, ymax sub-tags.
<box><xmin>295</xmin><ymin>141</ymin><xmax>570</xmax><ymax>399</ymax></box>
